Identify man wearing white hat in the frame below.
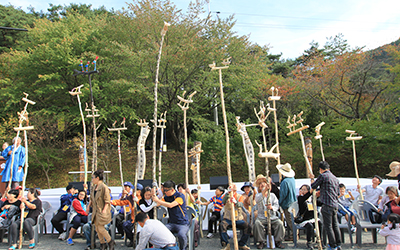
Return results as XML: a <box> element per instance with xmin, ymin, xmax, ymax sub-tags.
<box><xmin>277</xmin><ymin>163</ymin><xmax>297</xmax><ymax>241</ymax></box>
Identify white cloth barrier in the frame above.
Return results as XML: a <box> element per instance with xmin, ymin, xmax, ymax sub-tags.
<box><xmin>40</xmin><ymin>178</ymin><xmax>398</xmax><ymax>234</ymax></box>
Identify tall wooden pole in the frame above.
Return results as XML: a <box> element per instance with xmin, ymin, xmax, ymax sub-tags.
<box><xmin>287</xmin><ymin>111</ymin><xmax>322</xmax><ymax>250</ymax></box>
<box><xmin>254</xmin><ymin>101</ymin><xmax>275</xmax><ymax>249</ymax></box>
<box><xmin>314</xmin><ymin>122</ymin><xmax>325</xmax><ymax>161</ymax></box>
<box><xmin>108</xmin><ymin>119</ymin><xmax>127</xmax><ymax>238</ymax></box>
<box><xmin>346</xmin><ymin>130</ymin><xmax>363</xmax><ymax>200</ymax></box>
<box><xmin>158</xmin><ymin>112</ymin><xmax>167</xmax><ymax>187</ymax></box>
<box><xmin>8</xmin><ymin>94</ymin><xmax>34</xmax><ymax>189</ymax></box>
<box><xmin>210</xmin><ymin>59</ymin><xmax>238</xmax><ymax>250</ymax></box>
<box><xmin>69</xmin><ymin>85</ymin><xmax>88</xmax><ymax>185</ymax></box>
<box><xmin>177</xmin><ymin>91</ymin><xmax>196</xmax><ymax>193</ymax></box>
<box><xmin>152</xmin><ymin>22</ymin><xmax>170</xmax><ymax>206</ymax></box>
<box><xmin>74</xmin><ymin>60</ymin><xmax>99</xmax><ymax>249</ymax></box>
<box><xmin>15</xmin><ymin>94</ymin><xmax>35</xmax><ymax>249</ymax></box>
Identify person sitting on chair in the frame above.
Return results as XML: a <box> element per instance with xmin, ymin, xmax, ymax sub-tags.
<box><xmin>254</xmin><ymin>174</ymin><xmax>285</xmax><ymax>249</ymax></box>
<box><xmin>198</xmin><ymin>186</ymin><xmax>225</xmax><ymax>239</ymax></box>
<box><xmin>219</xmin><ymin>184</ymin><xmax>251</xmax><ymax>250</ymax></box>
<box><xmin>8</xmin><ymin>188</ymin><xmax>41</xmax><ymax>250</ymax></box>
<box><xmin>51</xmin><ymin>184</ymin><xmax>77</xmax><ymax>240</ymax></box>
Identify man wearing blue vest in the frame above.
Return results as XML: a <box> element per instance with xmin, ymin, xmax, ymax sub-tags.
<box><xmin>153</xmin><ymin>180</ymin><xmax>189</xmax><ymax>250</ymax></box>
<box><xmin>51</xmin><ymin>184</ymin><xmax>77</xmax><ymax>240</ymax></box>
<box><xmin>277</xmin><ymin>163</ymin><xmax>297</xmax><ymax>241</ymax></box>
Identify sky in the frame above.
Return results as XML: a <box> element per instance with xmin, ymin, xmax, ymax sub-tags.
<box><xmin>3</xmin><ymin>0</ymin><xmax>400</xmax><ymax>59</ymax></box>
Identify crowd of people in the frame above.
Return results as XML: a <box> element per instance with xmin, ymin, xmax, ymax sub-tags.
<box><xmin>1</xmin><ymin>136</ymin><xmax>400</xmax><ymax>250</ymax></box>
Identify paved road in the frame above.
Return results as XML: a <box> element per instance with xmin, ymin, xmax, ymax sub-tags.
<box><xmin>1</xmin><ymin>230</ymin><xmax>386</xmax><ymax>250</ymax></box>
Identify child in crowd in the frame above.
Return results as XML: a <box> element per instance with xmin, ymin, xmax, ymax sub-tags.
<box><xmin>198</xmin><ymin>186</ymin><xmax>225</xmax><ymax>238</ymax></box>
<box><xmin>379</xmin><ymin>213</ymin><xmax>400</xmax><ymax>250</ymax></box>
<box><xmin>338</xmin><ymin>183</ymin><xmax>357</xmax><ymax>232</ymax></box>
<box><xmin>139</xmin><ymin>186</ymin><xmax>156</xmax><ymax>219</ymax></box>
<box><xmin>67</xmin><ymin>190</ymin><xmax>89</xmax><ymax>245</ymax></box>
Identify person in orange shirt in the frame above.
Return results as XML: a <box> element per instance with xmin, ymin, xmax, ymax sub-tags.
<box><xmin>111</xmin><ymin>183</ymin><xmax>142</xmax><ymax>247</ymax></box>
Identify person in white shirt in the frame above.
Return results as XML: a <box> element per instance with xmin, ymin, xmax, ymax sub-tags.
<box><xmin>135</xmin><ymin>212</ymin><xmax>178</xmax><ymax>250</ymax></box>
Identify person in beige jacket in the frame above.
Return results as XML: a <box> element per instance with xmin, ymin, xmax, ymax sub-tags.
<box><xmin>89</xmin><ymin>169</ymin><xmax>114</xmax><ymax>250</ymax></box>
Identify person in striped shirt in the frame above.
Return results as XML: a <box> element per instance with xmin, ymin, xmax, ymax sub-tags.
<box><xmin>198</xmin><ymin>186</ymin><xmax>225</xmax><ymax>238</ymax></box>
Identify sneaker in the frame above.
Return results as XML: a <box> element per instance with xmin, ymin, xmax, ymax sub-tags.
<box><xmin>66</xmin><ymin>238</ymin><xmax>74</xmax><ymax>245</ymax></box>
<box><xmin>58</xmin><ymin>232</ymin><xmax>67</xmax><ymax>241</ymax></box>
<box><xmin>351</xmin><ymin>225</ymin><xmax>356</xmax><ymax>233</ymax></box>
<box><xmin>207</xmin><ymin>233</ymin><xmax>214</xmax><ymax>238</ymax></box>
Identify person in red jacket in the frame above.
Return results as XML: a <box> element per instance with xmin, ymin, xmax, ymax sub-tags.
<box><xmin>67</xmin><ymin>190</ymin><xmax>89</xmax><ymax>245</ymax></box>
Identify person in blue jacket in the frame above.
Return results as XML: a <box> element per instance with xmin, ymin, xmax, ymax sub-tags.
<box><xmin>51</xmin><ymin>184</ymin><xmax>77</xmax><ymax>240</ymax></box>
<box><xmin>277</xmin><ymin>163</ymin><xmax>297</xmax><ymax>241</ymax></box>
<box><xmin>1</xmin><ymin>137</ymin><xmax>25</xmax><ymax>189</ymax></box>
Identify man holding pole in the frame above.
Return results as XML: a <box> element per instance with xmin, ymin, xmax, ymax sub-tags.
<box><xmin>310</xmin><ymin>161</ymin><xmax>341</xmax><ymax>250</ymax></box>
<box><xmin>1</xmin><ymin>137</ymin><xmax>25</xmax><ymax>189</ymax></box>
<box><xmin>152</xmin><ymin>180</ymin><xmax>189</xmax><ymax>250</ymax></box>
<box><xmin>277</xmin><ymin>163</ymin><xmax>296</xmax><ymax>242</ymax></box>
<box><xmin>220</xmin><ymin>184</ymin><xmax>251</xmax><ymax>250</ymax></box>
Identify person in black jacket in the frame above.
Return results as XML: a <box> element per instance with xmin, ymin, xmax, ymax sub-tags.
<box><xmin>296</xmin><ymin>184</ymin><xmax>323</xmax><ymax>250</ymax></box>
<box><xmin>51</xmin><ymin>184</ymin><xmax>77</xmax><ymax>240</ymax></box>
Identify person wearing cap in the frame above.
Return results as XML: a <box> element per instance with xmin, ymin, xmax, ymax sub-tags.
<box><xmin>254</xmin><ymin>174</ymin><xmax>285</xmax><ymax>249</ymax></box>
<box><xmin>1</xmin><ymin>137</ymin><xmax>25</xmax><ymax>189</ymax></box>
<box><xmin>198</xmin><ymin>186</ymin><xmax>225</xmax><ymax>238</ymax></box>
<box><xmin>277</xmin><ymin>163</ymin><xmax>297</xmax><ymax>241</ymax></box>
<box><xmin>115</xmin><ymin>181</ymin><xmax>134</xmax><ymax>237</ymax></box>
<box><xmin>51</xmin><ymin>184</ymin><xmax>77</xmax><ymax>240</ymax></box>
<box><xmin>219</xmin><ymin>184</ymin><xmax>251</xmax><ymax>250</ymax></box>
<box><xmin>310</xmin><ymin>161</ymin><xmax>341</xmax><ymax>250</ymax></box>
<box><xmin>111</xmin><ymin>183</ymin><xmax>143</xmax><ymax>247</ymax></box>
<box><xmin>241</xmin><ymin>182</ymin><xmax>256</xmax><ymax>213</ymax></box>
<box><xmin>152</xmin><ymin>180</ymin><xmax>189</xmax><ymax>250</ymax></box>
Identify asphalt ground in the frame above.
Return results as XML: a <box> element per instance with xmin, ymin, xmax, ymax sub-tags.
<box><xmin>0</xmin><ymin>230</ymin><xmax>386</xmax><ymax>250</ymax></box>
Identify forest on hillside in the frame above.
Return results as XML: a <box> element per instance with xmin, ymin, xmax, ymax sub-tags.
<box><xmin>0</xmin><ymin>0</ymin><xmax>399</xmax><ymax>189</ymax></box>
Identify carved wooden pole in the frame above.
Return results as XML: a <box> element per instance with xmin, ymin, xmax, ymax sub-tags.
<box><xmin>158</xmin><ymin>112</ymin><xmax>167</xmax><ymax>186</ymax></box>
<box><xmin>177</xmin><ymin>91</ymin><xmax>196</xmax><ymax>193</ymax></box>
<box><xmin>73</xmin><ymin>58</ymin><xmax>99</xmax><ymax>249</ymax></box>
<box><xmin>108</xmin><ymin>118</ymin><xmax>127</xmax><ymax>237</ymax></box>
<box><xmin>346</xmin><ymin>130</ymin><xmax>363</xmax><ymax>200</ymax></box>
<box><xmin>69</xmin><ymin>85</ymin><xmax>88</xmax><ymax>185</ymax></box>
<box><xmin>235</xmin><ymin>117</ymin><xmax>257</xmax><ymax>183</ymax></box>
<box><xmin>135</xmin><ymin>119</ymin><xmax>150</xmax><ymax>246</ymax></box>
<box><xmin>9</xmin><ymin>93</ymin><xmax>35</xmax><ymax>189</ymax></box>
<box><xmin>15</xmin><ymin>94</ymin><xmax>35</xmax><ymax>249</ymax></box>
<box><xmin>210</xmin><ymin>58</ymin><xmax>239</xmax><ymax>250</ymax></box>
<box><xmin>188</xmin><ymin>141</ymin><xmax>203</xmax><ymax>236</ymax></box>
<box><xmin>287</xmin><ymin>111</ymin><xmax>322</xmax><ymax>250</ymax></box>
<box><xmin>315</xmin><ymin>122</ymin><xmax>325</xmax><ymax>161</ymax></box>
<box><xmin>152</xmin><ymin>21</ymin><xmax>170</xmax><ymax>206</ymax></box>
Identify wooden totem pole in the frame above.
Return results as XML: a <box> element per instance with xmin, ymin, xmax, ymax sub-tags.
<box><xmin>346</xmin><ymin>130</ymin><xmax>363</xmax><ymax>200</ymax></box>
<box><xmin>254</xmin><ymin>101</ymin><xmax>276</xmax><ymax>248</ymax></box>
<box><xmin>152</xmin><ymin>21</ymin><xmax>170</xmax><ymax>209</ymax></box>
<box><xmin>15</xmin><ymin>93</ymin><xmax>35</xmax><ymax>249</ymax></box>
<box><xmin>314</xmin><ymin>122</ymin><xmax>326</xmax><ymax>161</ymax></box>
<box><xmin>287</xmin><ymin>111</ymin><xmax>322</xmax><ymax>250</ymax></box>
<box><xmin>209</xmin><ymin>58</ymin><xmax>239</xmax><ymax>250</ymax></box>
<box><xmin>69</xmin><ymin>85</ymin><xmax>88</xmax><ymax>185</ymax></box>
<box><xmin>108</xmin><ymin>118</ymin><xmax>127</xmax><ymax>236</ymax></box>
<box><xmin>177</xmin><ymin>90</ymin><xmax>197</xmax><ymax>193</ymax></box>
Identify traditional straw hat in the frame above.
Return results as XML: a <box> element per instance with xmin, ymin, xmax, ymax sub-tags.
<box><xmin>255</xmin><ymin>174</ymin><xmax>267</xmax><ymax>187</ymax></box>
<box><xmin>386</xmin><ymin>161</ymin><xmax>400</xmax><ymax>177</ymax></box>
<box><xmin>276</xmin><ymin>163</ymin><xmax>295</xmax><ymax>178</ymax></box>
